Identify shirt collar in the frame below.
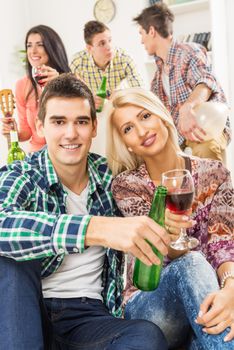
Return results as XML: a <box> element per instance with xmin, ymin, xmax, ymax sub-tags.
<box><xmin>39</xmin><ymin>148</ymin><xmax>104</xmax><ymax>195</ymax></box>
<box><xmin>88</xmin><ymin>49</ymin><xmax>114</xmax><ymax>72</ymax></box>
<box><xmin>87</xmin><ymin>153</ymin><xmax>104</xmax><ymax>194</ymax></box>
<box><xmin>155</xmin><ymin>39</ymin><xmax>178</xmax><ymax>68</ymax></box>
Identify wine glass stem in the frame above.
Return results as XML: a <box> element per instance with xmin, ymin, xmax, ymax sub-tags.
<box><xmin>178</xmin><ymin>228</ymin><xmax>190</xmax><ymax>243</ymax></box>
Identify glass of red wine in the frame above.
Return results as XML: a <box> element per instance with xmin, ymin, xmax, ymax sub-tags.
<box><xmin>32</xmin><ymin>66</ymin><xmax>47</xmax><ymax>89</ymax></box>
<box><xmin>162</xmin><ymin>169</ymin><xmax>199</xmax><ymax>250</ymax></box>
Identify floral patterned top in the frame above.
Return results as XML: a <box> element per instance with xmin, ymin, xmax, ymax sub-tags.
<box><xmin>111</xmin><ymin>156</ymin><xmax>234</xmax><ymax>305</ymax></box>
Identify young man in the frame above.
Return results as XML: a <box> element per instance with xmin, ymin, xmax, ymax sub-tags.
<box><xmin>70</xmin><ymin>20</ymin><xmax>144</xmax><ymax>155</ymax></box>
<box><xmin>0</xmin><ymin>74</ymin><xmax>169</xmax><ymax>350</ymax></box>
<box><xmin>133</xmin><ymin>3</ymin><xmax>231</xmax><ymax>162</ymax></box>
<box><xmin>70</xmin><ymin>20</ymin><xmax>143</xmax><ymax>106</ymax></box>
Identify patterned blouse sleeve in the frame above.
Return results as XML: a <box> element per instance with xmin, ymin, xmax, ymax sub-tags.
<box><xmin>206</xmin><ymin>164</ymin><xmax>234</xmax><ymax>270</ymax></box>
<box><xmin>111</xmin><ymin>172</ymin><xmax>153</xmax><ymax>217</ymax></box>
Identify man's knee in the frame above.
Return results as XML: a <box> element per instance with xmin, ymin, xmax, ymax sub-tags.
<box><xmin>187</xmin><ymin>133</ymin><xmax>227</xmax><ymax>162</ymax></box>
<box><xmin>129</xmin><ymin>320</ymin><xmax>168</xmax><ymax>349</ymax></box>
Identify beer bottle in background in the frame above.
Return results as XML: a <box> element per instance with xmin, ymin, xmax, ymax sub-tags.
<box><xmin>7</xmin><ymin>130</ymin><xmax>25</xmax><ymax>164</ymax></box>
<box><xmin>96</xmin><ymin>76</ymin><xmax>107</xmax><ymax>113</ymax></box>
<box><xmin>133</xmin><ymin>185</ymin><xmax>167</xmax><ymax>291</ymax></box>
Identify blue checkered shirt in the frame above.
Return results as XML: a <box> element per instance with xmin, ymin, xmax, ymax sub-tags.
<box><xmin>0</xmin><ymin>148</ymin><xmax>124</xmax><ymax>317</ymax></box>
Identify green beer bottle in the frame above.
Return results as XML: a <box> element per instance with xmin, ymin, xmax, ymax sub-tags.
<box><xmin>133</xmin><ymin>185</ymin><xmax>167</xmax><ymax>291</ymax></box>
<box><xmin>96</xmin><ymin>76</ymin><xmax>107</xmax><ymax>113</ymax></box>
<box><xmin>7</xmin><ymin>130</ymin><xmax>25</xmax><ymax>164</ymax></box>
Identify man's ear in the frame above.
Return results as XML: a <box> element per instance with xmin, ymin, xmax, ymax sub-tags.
<box><xmin>36</xmin><ymin>117</ymin><xmax>45</xmax><ymax>138</ymax></box>
<box><xmin>86</xmin><ymin>44</ymin><xmax>92</xmax><ymax>54</ymax></box>
<box><xmin>149</xmin><ymin>25</ymin><xmax>156</xmax><ymax>37</ymax></box>
<box><xmin>92</xmin><ymin>119</ymin><xmax>97</xmax><ymax>138</ymax></box>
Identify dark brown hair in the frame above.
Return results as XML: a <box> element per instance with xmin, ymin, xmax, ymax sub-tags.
<box><xmin>133</xmin><ymin>2</ymin><xmax>174</xmax><ymax>38</ymax></box>
<box><xmin>84</xmin><ymin>20</ymin><xmax>109</xmax><ymax>45</ymax></box>
<box><xmin>38</xmin><ymin>73</ymin><xmax>96</xmax><ymax>124</ymax></box>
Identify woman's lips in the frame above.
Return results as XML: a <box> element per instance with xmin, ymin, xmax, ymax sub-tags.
<box><xmin>142</xmin><ymin>134</ymin><xmax>156</xmax><ymax>147</ymax></box>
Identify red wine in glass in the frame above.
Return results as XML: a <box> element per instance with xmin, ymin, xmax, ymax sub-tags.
<box><xmin>32</xmin><ymin>67</ymin><xmax>47</xmax><ymax>88</ymax></box>
<box><xmin>162</xmin><ymin>169</ymin><xmax>199</xmax><ymax>250</ymax></box>
<box><xmin>34</xmin><ymin>74</ymin><xmax>47</xmax><ymax>87</ymax></box>
<box><xmin>166</xmin><ymin>190</ymin><xmax>194</xmax><ymax>214</ymax></box>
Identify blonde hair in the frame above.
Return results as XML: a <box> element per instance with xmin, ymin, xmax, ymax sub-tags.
<box><xmin>105</xmin><ymin>87</ymin><xmax>181</xmax><ymax>176</ymax></box>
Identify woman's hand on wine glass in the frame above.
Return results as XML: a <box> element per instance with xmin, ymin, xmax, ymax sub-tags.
<box><xmin>165</xmin><ymin>208</ymin><xmax>194</xmax><ymax>237</ymax></box>
<box><xmin>162</xmin><ymin>169</ymin><xmax>198</xmax><ymax>250</ymax></box>
<box><xmin>165</xmin><ymin>208</ymin><xmax>196</xmax><ymax>258</ymax></box>
<box><xmin>32</xmin><ymin>65</ymin><xmax>59</xmax><ymax>88</ymax></box>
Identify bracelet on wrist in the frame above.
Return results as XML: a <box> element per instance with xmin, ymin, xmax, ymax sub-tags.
<box><xmin>220</xmin><ymin>271</ymin><xmax>234</xmax><ymax>288</ymax></box>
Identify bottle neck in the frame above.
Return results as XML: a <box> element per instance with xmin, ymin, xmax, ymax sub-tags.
<box><xmin>10</xmin><ymin>130</ymin><xmax>19</xmax><ymax>144</ymax></box>
<box><xmin>99</xmin><ymin>76</ymin><xmax>107</xmax><ymax>90</ymax></box>
<box><xmin>149</xmin><ymin>186</ymin><xmax>167</xmax><ymax>226</ymax></box>
<box><xmin>10</xmin><ymin>131</ymin><xmax>19</xmax><ymax>147</ymax></box>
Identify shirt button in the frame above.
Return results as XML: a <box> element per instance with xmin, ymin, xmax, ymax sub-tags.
<box><xmin>58</xmin><ymin>248</ymin><xmax>64</xmax><ymax>254</ymax></box>
<box><xmin>57</xmin><ymin>256</ymin><xmax>62</xmax><ymax>262</ymax></box>
<box><xmin>29</xmin><ymin>253</ymin><xmax>34</xmax><ymax>258</ymax></box>
<box><xmin>73</xmin><ymin>247</ymin><xmax>79</xmax><ymax>253</ymax></box>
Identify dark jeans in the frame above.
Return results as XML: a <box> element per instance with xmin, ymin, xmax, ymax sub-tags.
<box><xmin>0</xmin><ymin>256</ymin><xmax>167</xmax><ymax>350</ymax></box>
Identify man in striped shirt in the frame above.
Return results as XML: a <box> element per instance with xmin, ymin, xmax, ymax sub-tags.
<box><xmin>0</xmin><ymin>74</ymin><xmax>168</xmax><ymax>350</ymax></box>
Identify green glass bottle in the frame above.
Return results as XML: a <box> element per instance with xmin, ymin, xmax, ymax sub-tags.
<box><xmin>96</xmin><ymin>76</ymin><xmax>107</xmax><ymax>113</ymax></box>
<box><xmin>133</xmin><ymin>185</ymin><xmax>167</xmax><ymax>291</ymax></box>
<box><xmin>7</xmin><ymin>130</ymin><xmax>25</xmax><ymax>164</ymax></box>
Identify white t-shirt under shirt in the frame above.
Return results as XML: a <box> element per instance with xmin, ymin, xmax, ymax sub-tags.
<box><xmin>42</xmin><ymin>183</ymin><xmax>106</xmax><ymax>300</ymax></box>
<box><xmin>161</xmin><ymin>66</ymin><xmax>171</xmax><ymax>105</ymax></box>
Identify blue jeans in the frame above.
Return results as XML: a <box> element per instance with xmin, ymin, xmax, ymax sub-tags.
<box><xmin>125</xmin><ymin>252</ymin><xmax>234</xmax><ymax>350</ymax></box>
<box><xmin>0</xmin><ymin>256</ymin><xmax>167</xmax><ymax>350</ymax></box>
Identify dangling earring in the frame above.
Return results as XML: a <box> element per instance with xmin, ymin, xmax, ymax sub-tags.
<box><xmin>128</xmin><ymin>147</ymin><xmax>133</xmax><ymax>152</ymax></box>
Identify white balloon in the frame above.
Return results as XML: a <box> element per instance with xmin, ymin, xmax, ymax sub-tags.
<box><xmin>193</xmin><ymin>102</ymin><xmax>229</xmax><ymax>141</ymax></box>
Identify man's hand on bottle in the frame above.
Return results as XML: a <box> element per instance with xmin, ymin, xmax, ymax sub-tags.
<box><xmin>86</xmin><ymin>216</ymin><xmax>170</xmax><ymax>266</ymax></box>
<box><xmin>94</xmin><ymin>95</ymin><xmax>103</xmax><ymax>111</ymax></box>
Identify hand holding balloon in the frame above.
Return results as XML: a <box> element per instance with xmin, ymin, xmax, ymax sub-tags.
<box><xmin>193</xmin><ymin>102</ymin><xmax>228</xmax><ymax>141</ymax></box>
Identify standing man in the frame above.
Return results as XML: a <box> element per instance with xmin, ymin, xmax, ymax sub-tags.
<box><xmin>70</xmin><ymin>20</ymin><xmax>143</xmax><ymax>155</ymax></box>
<box><xmin>133</xmin><ymin>2</ymin><xmax>231</xmax><ymax>161</ymax></box>
<box><xmin>0</xmin><ymin>74</ymin><xmax>168</xmax><ymax>350</ymax></box>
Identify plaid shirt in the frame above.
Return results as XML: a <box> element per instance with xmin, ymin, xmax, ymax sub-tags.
<box><xmin>70</xmin><ymin>48</ymin><xmax>143</xmax><ymax>95</ymax></box>
<box><xmin>0</xmin><ymin>148</ymin><xmax>124</xmax><ymax>317</ymax></box>
<box><xmin>151</xmin><ymin>40</ymin><xmax>231</xmax><ymax>145</ymax></box>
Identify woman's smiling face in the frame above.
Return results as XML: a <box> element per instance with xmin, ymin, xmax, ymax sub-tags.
<box><xmin>112</xmin><ymin>104</ymin><xmax>169</xmax><ymax>158</ymax></box>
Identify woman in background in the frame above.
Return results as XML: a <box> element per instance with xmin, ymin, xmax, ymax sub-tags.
<box><xmin>105</xmin><ymin>87</ymin><xmax>234</xmax><ymax>350</ymax></box>
<box><xmin>1</xmin><ymin>25</ymin><xmax>70</xmax><ymax>152</ymax></box>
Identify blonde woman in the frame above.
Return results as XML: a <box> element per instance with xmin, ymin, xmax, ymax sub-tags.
<box><xmin>105</xmin><ymin>87</ymin><xmax>234</xmax><ymax>350</ymax></box>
